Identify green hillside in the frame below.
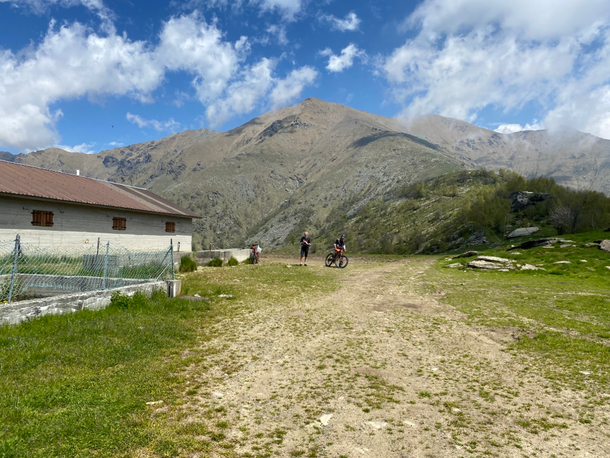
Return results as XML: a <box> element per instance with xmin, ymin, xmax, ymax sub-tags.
<box><xmin>282</xmin><ymin>170</ymin><xmax>610</xmax><ymax>255</ymax></box>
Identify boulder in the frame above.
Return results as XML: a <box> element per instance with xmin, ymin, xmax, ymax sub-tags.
<box><xmin>507</xmin><ymin>238</ymin><xmax>557</xmax><ymax>251</ymax></box>
<box><xmin>521</xmin><ymin>264</ymin><xmax>545</xmax><ymax>271</ymax></box>
<box><xmin>509</xmin><ymin>191</ymin><xmax>551</xmax><ymax>211</ymax></box>
<box><xmin>554</xmin><ymin>261</ymin><xmax>571</xmax><ymax>265</ymax></box>
<box><xmin>453</xmin><ymin>251</ymin><xmax>479</xmax><ymax>259</ymax></box>
<box><xmin>445</xmin><ymin>263</ymin><xmax>463</xmax><ymax>268</ymax></box>
<box><xmin>599</xmin><ymin>240</ymin><xmax>610</xmax><ymax>253</ymax></box>
<box><xmin>466</xmin><ymin>260</ymin><xmax>506</xmax><ymax>270</ymax></box>
<box><xmin>475</xmin><ymin>256</ymin><xmax>513</xmax><ymax>263</ymax></box>
<box><xmin>507</xmin><ymin>227</ymin><xmax>539</xmax><ymax>238</ymax></box>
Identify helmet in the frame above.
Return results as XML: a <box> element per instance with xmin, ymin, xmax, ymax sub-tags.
<box><xmin>341</xmin><ymin>234</ymin><xmax>345</xmax><ymax>238</ymax></box>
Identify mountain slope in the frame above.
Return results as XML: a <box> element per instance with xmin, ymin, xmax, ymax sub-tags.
<box><xmin>5</xmin><ymin>98</ymin><xmax>610</xmax><ymax>249</ymax></box>
<box><xmin>402</xmin><ymin>116</ymin><xmax>610</xmax><ymax>194</ymax></box>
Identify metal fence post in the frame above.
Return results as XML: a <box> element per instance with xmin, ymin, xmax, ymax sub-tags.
<box><xmin>102</xmin><ymin>241</ymin><xmax>110</xmax><ymax>290</ymax></box>
<box><xmin>170</xmin><ymin>239</ymin><xmax>175</xmax><ymax>280</ymax></box>
<box><xmin>7</xmin><ymin>234</ymin><xmax>21</xmax><ymax>304</ymax></box>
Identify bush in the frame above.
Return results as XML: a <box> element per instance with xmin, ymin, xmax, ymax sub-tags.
<box><xmin>243</xmin><ymin>257</ymin><xmax>254</xmax><ymax>264</ymax></box>
<box><xmin>110</xmin><ymin>291</ymin><xmax>147</xmax><ymax>310</ymax></box>
<box><xmin>207</xmin><ymin>258</ymin><xmax>223</xmax><ymax>267</ymax></box>
<box><xmin>227</xmin><ymin>256</ymin><xmax>239</xmax><ymax>266</ymax></box>
<box><xmin>179</xmin><ymin>255</ymin><xmax>197</xmax><ymax>273</ymax></box>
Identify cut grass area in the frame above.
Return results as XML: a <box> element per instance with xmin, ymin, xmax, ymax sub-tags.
<box><xmin>0</xmin><ymin>262</ymin><xmax>338</xmax><ymax>457</ymax></box>
<box><xmin>430</xmin><ymin>232</ymin><xmax>610</xmax><ymax>392</ymax></box>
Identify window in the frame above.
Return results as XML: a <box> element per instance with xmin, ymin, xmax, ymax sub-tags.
<box><xmin>165</xmin><ymin>222</ymin><xmax>176</xmax><ymax>233</ymax></box>
<box><xmin>32</xmin><ymin>210</ymin><xmax>54</xmax><ymax>227</ymax></box>
<box><xmin>112</xmin><ymin>217</ymin><xmax>127</xmax><ymax>231</ymax></box>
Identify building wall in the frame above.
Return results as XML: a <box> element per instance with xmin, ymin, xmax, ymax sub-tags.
<box><xmin>0</xmin><ymin>195</ymin><xmax>193</xmax><ymax>251</ymax></box>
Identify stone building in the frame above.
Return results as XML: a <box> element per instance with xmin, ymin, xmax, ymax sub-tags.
<box><xmin>0</xmin><ymin>160</ymin><xmax>201</xmax><ymax>250</ymax></box>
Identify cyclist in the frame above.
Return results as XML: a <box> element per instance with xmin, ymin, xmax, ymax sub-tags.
<box><xmin>333</xmin><ymin>234</ymin><xmax>346</xmax><ymax>259</ymax></box>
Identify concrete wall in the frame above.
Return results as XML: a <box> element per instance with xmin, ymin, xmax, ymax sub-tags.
<box><xmin>0</xmin><ymin>195</ymin><xmax>193</xmax><ymax>251</ymax></box>
<box><xmin>0</xmin><ymin>281</ymin><xmax>167</xmax><ymax>326</ymax></box>
<box><xmin>195</xmin><ymin>249</ymin><xmax>251</xmax><ymax>265</ymax></box>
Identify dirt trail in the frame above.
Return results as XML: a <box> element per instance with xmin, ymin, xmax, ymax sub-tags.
<box><xmin>185</xmin><ymin>258</ymin><xmax>608</xmax><ymax>457</ymax></box>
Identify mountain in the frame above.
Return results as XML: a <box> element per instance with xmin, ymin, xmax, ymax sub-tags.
<box><xmin>0</xmin><ymin>151</ymin><xmax>15</xmax><ymax>162</ymax></box>
<box><xmin>8</xmin><ymin>98</ymin><xmax>610</xmax><ymax>249</ymax></box>
<box><xmin>403</xmin><ymin>115</ymin><xmax>610</xmax><ymax>194</ymax></box>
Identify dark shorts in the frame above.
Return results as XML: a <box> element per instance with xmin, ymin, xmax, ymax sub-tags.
<box><xmin>300</xmin><ymin>246</ymin><xmax>309</xmax><ymax>257</ymax></box>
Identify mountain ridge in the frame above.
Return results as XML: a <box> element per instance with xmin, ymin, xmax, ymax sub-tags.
<box><xmin>4</xmin><ymin>98</ymin><xmax>610</xmax><ymax>249</ymax></box>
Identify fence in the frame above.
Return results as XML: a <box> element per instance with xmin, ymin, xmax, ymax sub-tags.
<box><xmin>0</xmin><ymin>235</ymin><xmax>174</xmax><ymax>304</ymax></box>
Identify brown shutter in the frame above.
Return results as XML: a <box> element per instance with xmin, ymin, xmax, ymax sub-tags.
<box><xmin>165</xmin><ymin>222</ymin><xmax>175</xmax><ymax>233</ymax></box>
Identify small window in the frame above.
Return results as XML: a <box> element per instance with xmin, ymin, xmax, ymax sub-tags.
<box><xmin>165</xmin><ymin>222</ymin><xmax>176</xmax><ymax>233</ymax></box>
<box><xmin>32</xmin><ymin>210</ymin><xmax>54</xmax><ymax>227</ymax></box>
<box><xmin>112</xmin><ymin>217</ymin><xmax>127</xmax><ymax>231</ymax></box>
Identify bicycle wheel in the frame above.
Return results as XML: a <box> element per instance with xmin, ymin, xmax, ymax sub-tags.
<box><xmin>325</xmin><ymin>253</ymin><xmax>335</xmax><ymax>267</ymax></box>
<box><xmin>337</xmin><ymin>255</ymin><xmax>349</xmax><ymax>268</ymax></box>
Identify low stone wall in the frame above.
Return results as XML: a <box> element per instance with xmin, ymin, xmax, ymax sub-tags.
<box><xmin>0</xmin><ymin>281</ymin><xmax>168</xmax><ymax>326</ymax></box>
<box><xmin>195</xmin><ymin>249</ymin><xmax>251</xmax><ymax>266</ymax></box>
<box><xmin>0</xmin><ymin>273</ymin><xmax>149</xmax><ymax>297</ymax></box>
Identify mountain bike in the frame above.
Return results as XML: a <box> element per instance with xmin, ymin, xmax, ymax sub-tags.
<box><xmin>325</xmin><ymin>248</ymin><xmax>348</xmax><ymax>268</ymax></box>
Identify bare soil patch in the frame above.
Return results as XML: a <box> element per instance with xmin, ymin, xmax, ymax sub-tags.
<box><xmin>174</xmin><ymin>258</ymin><xmax>608</xmax><ymax>457</ymax></box>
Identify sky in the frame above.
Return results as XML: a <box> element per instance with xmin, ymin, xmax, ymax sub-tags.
<box><xmin>1</xmin><ymin>0</ymin><xmax>610</xmax><ymax>155</ymax></box>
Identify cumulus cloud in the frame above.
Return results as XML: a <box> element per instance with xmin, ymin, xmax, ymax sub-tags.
<box><xmin>252</xmin><ymin>0</ymin><xmax>302</xmax><ymax>19</ymax></box>
<box><xmin>1</xmin><ymin>0</ymin><xmax>114</xmax><ymax>26</ymax></box>
<box><xmin>126</xmin><ymin>113</ymin><xmax>182</xmax><ymax>132</ymax></box>
<box><xmin>269</xmin><ymin>66</ymin><xmax>317</xmax><ymax>107</ymax></box>
<box><xmin>0</xmin><ymin>11</ymin><xmax>315</xmax><ymax>150</ymax></box>
<box><xmin>206</xmin><ymin>60</ymin><xmax>317</xmax><ymax>126</ymax></box>
<box><xmin>56</xmin><ymin>141</ymin><xmax>96</xmax><ymax>154</ymax></box>
<box><xmin>383</xmin><ymin>0</ymin><xmax>610</xmax><ymax>138</ymax></box>
<box><xmin>495</xmin><ymin>122</ymin><xmax>544</xmax><ymax>134</ymax></box>
<box><xmin>320</xmin><ymin>44</ymin><xmax>366</xmax><ymax>72</ymax></box>
<box><xmin>319</xmin><ymin>11</ymin><xmax>361</xmax><ymax>32</ymax></box>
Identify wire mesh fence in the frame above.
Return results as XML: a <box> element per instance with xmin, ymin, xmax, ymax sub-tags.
<box><xmin>1</xmin><ymin>235</ymin><xmax>174</xmax><ymax>304</ymax></box>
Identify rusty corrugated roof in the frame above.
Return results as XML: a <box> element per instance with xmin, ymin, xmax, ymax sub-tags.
<box><xmin>0</xmin><ymin>160</ymin><xmax>201</xmax><ymax>218</ymax></box>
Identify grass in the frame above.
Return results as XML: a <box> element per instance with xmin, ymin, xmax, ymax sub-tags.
<box><xmin>0</xmin><ymin>288</ymin><xmax>223</xmax><ymax>457</ymax></box>
<box><xmin>0</xmin><ymin>261</ymin><xmax>337</xmax><ymax>457</ymax></box>
<box><xmin>430</xmin><ymin>231</ymin><xmax>610</xmax><ymax>391</ymax></box>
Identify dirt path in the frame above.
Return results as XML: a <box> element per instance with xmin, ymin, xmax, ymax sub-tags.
<box><xmin>182</xmin><ymin>258</ymin><xmax>608</xmax><ymax>457</ymax></box>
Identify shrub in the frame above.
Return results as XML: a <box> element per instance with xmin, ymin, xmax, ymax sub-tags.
<box><xmin>243</xmin><ymin>257</ymin><xmax>254</xmax><ymax>264</ymax></box>
<box><xmin>179</xmin><ymin>255</ymin><xmax>197</xmax><ymax>273</ymax></box>
<box><xmin>227</xmin><ymin>256</ymin><xmax>238</xmax><ymax>267</ymax></box>
<box><xmin>207</xmin><ymin>258</ymin><xmax>223</xmax><ymax>267</ymax></box>
<box><xmin>110</xmin><ymin>291</ymin><xmax>147</xmax><ymax>309</ymax></box>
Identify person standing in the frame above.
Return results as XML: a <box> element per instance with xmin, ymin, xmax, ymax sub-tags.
<box><xmin>300</xmin><ymin>231</ymin><xmax>311</xmax><ymax>266</ymax></box>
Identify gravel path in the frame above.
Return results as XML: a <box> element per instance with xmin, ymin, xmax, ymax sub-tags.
<box><xmin>181</xmin><ymin>258</ymin><xmax>609</xmax><ymax>457</ymax></box>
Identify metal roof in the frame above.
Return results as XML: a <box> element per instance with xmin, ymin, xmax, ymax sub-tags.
<box><xmin>0</xmin><ymin>160</ymin><xmax>201</xmax><ymax>218</ymax></box>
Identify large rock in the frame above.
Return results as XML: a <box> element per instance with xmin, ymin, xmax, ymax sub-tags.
<box><xmin>453</xmin><ymin>250</ymin><xmax>479</xmax><ymax>259</ymax></box>
<box><xmin>521</xmin><ymin>264</ymin><xmax>545</xmax><ymax>271</ymax></box>
<box><xmin>466</xmin><ymin>260</ymin><xmax>506</xmax><ymax>270</ymax></box>
<box><xmin>507</xmin><ymin>227</ymin><xmax>539</xmax><ymax>238</ymax></box>
<box><xmin>509</xmin><ymin>191</ymin><xmax>552</xmax><ymax>211</ymax></box>
<box><xmin>600</xmin><ymin>240</ymin><xmax>610</xmax><ymax>253</ymax></box>
<box><xmin>507</xmin><ymin>238</ymin><xmax>557</xmax><ymax>251</ymax></box>
<box><xmin>475</xmin><ymin>256</ymin><xmax>513</xmax><ymax>263</ymax></box>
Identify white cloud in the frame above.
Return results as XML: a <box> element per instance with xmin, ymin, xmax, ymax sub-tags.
<box><xmin>383</xmin><ymin>0</ymin><xmax>610</xmax><ymax>138</ymax></box>
<box><xmin>320</xmin><ymin>11</ymin><xmax>361</xmax><ymax>32</ymax></box>
<box><xmin>269</xmin><ymin>65</ymin><xmax>317</xmax><ymax>107</ymax></box>
<box><xmin>126</xmin><ymin>113</ymin><xmax>182</xmax><ymax>132</ymax></box>
<box><xmin>205</xmin><ymin>58</ymin><xmax>275</xmax><ymax>126</ymax></box>
<box><xmin>250</xmin><ymin>0</ymin><xmax>302</xmax><ymax>20</ymax></box>
<box><xmin>321</xmin><ymin>44</ymin><xmax>366</xmax><ymax>73</ymax></box>
<box><xmin>56</xmin><ymin>141</ymin><xmax>96</xmax><ymax>154</ymax></box>
<box><xmin>495</xmin><ymin>122</ymin><xmax>544</xmax><ymax>134</ymax></box>
<box><xmin>266</xmin><ymin>24</ymin><xmax>288</xmax><ymax>45</ymax></box>
<box><xmin>0</xmin><ymin>11</ymin><xmax>314</xmax><ymax>150</ymax></box>
<box><xmin>108</xmin><ymin>141</ymin><xmax>123</xmax><ymax>147</ymax></box>
<box><xmin>1</xmin><ymin>0</ymin><xmax>114</xmax><ymax>26</ymax></box>
<box><xmin>206</xmin><ymin>59</ymin><xmax>317</xmax><ymax>126</ymax></box>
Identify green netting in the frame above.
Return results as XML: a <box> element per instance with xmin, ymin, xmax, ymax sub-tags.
<box><xmin>0</xmin><ymin>235</ymin><xmax>174</xmax><ymax>304</ymax></box>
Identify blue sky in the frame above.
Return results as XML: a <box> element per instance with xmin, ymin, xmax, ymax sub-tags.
<box><xmin>1</xmin><ymin>0</ymin><xmax>610</xmax><ymax>154</ymax></box>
